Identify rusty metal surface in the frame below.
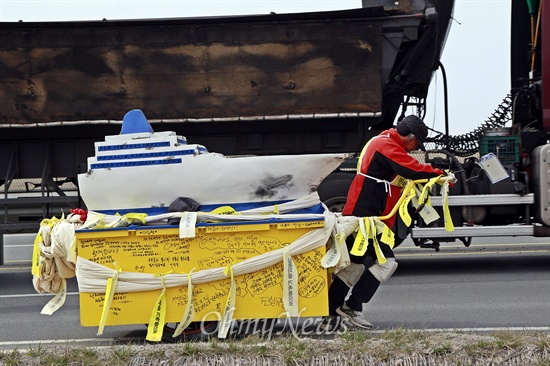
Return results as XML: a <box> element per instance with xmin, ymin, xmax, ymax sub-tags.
<box><xmin>0</xmin><ymin>12</ymin><xmax>383</xmax><ymax>125</ymax></box>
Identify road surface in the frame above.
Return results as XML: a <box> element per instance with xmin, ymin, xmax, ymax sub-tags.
<box><xmin>0</xmin><ymin>234</ymin><xmax>548</xmax><ymax>348</ymax></box>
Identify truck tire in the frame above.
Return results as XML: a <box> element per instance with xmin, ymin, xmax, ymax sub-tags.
<box><xmin>317</xmin><ymin>172</ymin><xmax>354</xmax><ymax>212</ymax></box>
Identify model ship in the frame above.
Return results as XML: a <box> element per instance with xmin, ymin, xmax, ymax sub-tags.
<box><xmin>78</xmin><ymin>110</ymin><xmax>348</xmax><ymax>213</ymax></box>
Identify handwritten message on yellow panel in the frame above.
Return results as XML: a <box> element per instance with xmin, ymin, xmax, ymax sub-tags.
<box><xmin>77</xmin><ymin>221</ymin><xmax>329</xmax><ymax>326</ymax></box>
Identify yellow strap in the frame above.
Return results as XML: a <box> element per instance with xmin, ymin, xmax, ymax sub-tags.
<box><xmin>441</xmin><ymin>180</ymin><xmax>455</xmax><ymax>231</ymax></box>
<box><xmin>51</xmin><ymin>216</ymin><xmax>61</xmax><ymax>225</ymax></box>
<box><xmin>369</xmin><ymin>218</ymin><xmax>386</xmax><ymax>264</ymax></box>
<box><xmin>97</xmin><ymin>263</ymin><xmax>122</xmax><ymax>335</ymax></box>
<box><xmin>350</xmin><ymin>217</ymin><xmax>391</xmax><ymax>264</ymax></box>
<box><xmin>146</xmin><ymin>275</ymin><xmax>168</xmax><ymax>342</ymax></box>
<box><xmin>389</xmin><ymin>175</ymin><xmax>409</xmax><ymax>188</ymax></box>
<box><xmin>81</xmin><ymin>212</ymin><xmax>106</xmax><ymax>230</ymax></box>
<box><xmin>282</xmin><ymin>247</ymin><xmax>299</xmax><ymax>316</ymax></box>
<box><xmin>106</xmin><ymin>213</ymin><xmax>148</xmax><ymax>228</ymax></box>
<box><xmin>210</xmin><ymin>206</ymin><xmax>237</xmax><ymax>215</ymax></box>
<box><xmin>356</xmin><ymin>139</ymin><xmax>371</xmax><ymax>171</ymax></box>
<box><xmin>350</xmin><ymin>218</ymin><xmax>368</xmax><ymax>256</ymax></box>
<box><xmin>33</xmin><ymin>216</ymin><xmax>64</xmax><ymax>276</ymax></box>
<box><xmin>418</xmin><ymin>176</ymin><xmax>441</xmax><ymax>206</ymax></box>
<box><xmin>203</xmin><ymin>206</ymin><xmax>238</xmax><ymax>222</ymax></box>
<box><xmin>173</xmin><ymin>268</ymin><xmax>196</xmax><ymax>338</ymax></box>
<box><xmin>97</xmin><ymin>272</ymin><xmax>119</xmax><ymax>335</ymax></box>
<box><xmin>218</xmin><ymin>265</ymin><xmax>236</xmax><ymax>339</ymax></box>
<box><xmin>398</xmin><ymin>187</ymin><xmax>416</xmax><ymax>227</ymax></box>
<box><xmin>31</xmin><ymin>230</ymin><xmax>43</xmax><ymax>277</ymax></box>
<box><xmin>378</xmin><ymin>220</ymin><xmax>395</xmax><ymax>249</ymax></box>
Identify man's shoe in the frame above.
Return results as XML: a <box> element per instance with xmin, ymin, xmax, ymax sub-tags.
<box><xmin>335</xmin><ymin>304</ymin><xmax>373</xmax><ymax>329</ymax></box>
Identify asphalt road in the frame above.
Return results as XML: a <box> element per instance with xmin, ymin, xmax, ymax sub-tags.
<box><xmin>0</xmin><ymin>234</ymin><xmax>548</xmax><ymax>347</ymax></box>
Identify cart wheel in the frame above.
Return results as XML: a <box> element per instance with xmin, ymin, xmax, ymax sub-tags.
<box><xmin>162</xmin><ymin>321</ymin><xmax>219</xmax><ymax>342</ymax></box>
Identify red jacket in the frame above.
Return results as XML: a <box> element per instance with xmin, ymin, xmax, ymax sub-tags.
<box><xmin>342</xmin><ymin>129</ymin><xmax>444</xmax><ymax>228</ymax></box>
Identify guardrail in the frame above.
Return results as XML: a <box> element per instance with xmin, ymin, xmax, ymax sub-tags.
<box><xmin>1</xmin><ymin>195</ymin><xmax>81</xmax><ymax>265</ymax></box>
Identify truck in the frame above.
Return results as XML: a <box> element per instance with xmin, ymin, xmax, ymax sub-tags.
<box><xmin>0</xmin><ymin>0</ymin><xmax>548</xmax><ymax>260</ymax></box>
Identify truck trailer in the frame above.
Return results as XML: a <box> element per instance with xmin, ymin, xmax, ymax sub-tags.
<box><xmin>1</xmin><ymin>0</ymin><xmax>549</xmax><ymax>258</ymax></box>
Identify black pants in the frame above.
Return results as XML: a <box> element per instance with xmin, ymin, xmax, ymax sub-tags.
<box><xmin>328</xmin><ymin>234</ymin><xmax>395</xmax><ymax>314</ymax></box>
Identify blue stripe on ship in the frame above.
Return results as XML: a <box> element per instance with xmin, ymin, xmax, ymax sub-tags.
<box><xmin>98</xmin><ymin>141</ymin><xmax>171</xmax><ymax>151</ymax></box>
<box><xmin>91</xmin><ymin>159</ymin><xmax>182</xmax><ymax>169</ymax></box>
<box><xmin>97</xmin><ymin>150</ymin><xmax>195</xmax><ymax>161</ymax></box>
<box><xmin>92</xmin><ymin>202</ymin><xmax>325</xmax><ymax>217</ymax></box>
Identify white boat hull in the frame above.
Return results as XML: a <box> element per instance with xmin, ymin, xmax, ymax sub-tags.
<box><xmin>78</xmin><ymin>152</ymin><xmax>347</xmax><ymax>211</ymax></box>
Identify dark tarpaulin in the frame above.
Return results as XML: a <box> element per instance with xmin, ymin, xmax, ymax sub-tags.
<box><xmin>0</xmin><ymin>11</ymin><xmax>383</xmax><ymax>125</ymax></box>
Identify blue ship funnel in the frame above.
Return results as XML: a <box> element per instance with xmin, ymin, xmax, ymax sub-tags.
<box><xmin>120</xmin><ymin>109</ymin><xmax>154</xmax><ymax>134</ymax></box>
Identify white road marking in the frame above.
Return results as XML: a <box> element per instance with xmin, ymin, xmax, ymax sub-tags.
<box><xmin>0</xmin><ymin>292</ymin><xmax>79</xmax><ymax>299</ymax></box>
<box><xmin>0</xmin><ymin>338</ymin><xmax>129</xmax><ymax>347</ymax></box>
<box><xmin>398</xmin><ymin>249</ymin><xmax>550</xmax><ymax>257</ymax></box>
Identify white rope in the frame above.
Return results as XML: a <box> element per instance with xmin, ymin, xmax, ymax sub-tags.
<box><xmin>33</xmin><ymin>219</ymin><xmax>80</xmax><ymax>294</ymax></box>
<box><xmin>82</xmin><ymin>192</ymin><xmax>325</xmax><ymax>227</ymax></box>
<box><xmin>239</xmin><ymin>192</ymin><xmax>322</xmax><ymax>214</ymax></box>
<box><xmin>147</xmin><ymin>192</ymin><xmax>324</xmax><ymax>224</ymax></box>
<box><xmin>76</xmin><ymin>210</ymin><xmax>336</xmax><ymax>293</ymax></box>
<box><xmin>357</xmin><ymin>172</ymin><xmax>392</xmax><ymax>196</ymax></box>
<box><xmin>330</xmin><ymin>215</ymin><xmax>358</xmax><ymax>272</ymax></box>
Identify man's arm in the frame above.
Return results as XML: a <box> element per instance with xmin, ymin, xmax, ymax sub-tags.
<box><xmin>383</xmin><ymin>146</ymin><xmax>445</xmax><ymax>180</ymax></box>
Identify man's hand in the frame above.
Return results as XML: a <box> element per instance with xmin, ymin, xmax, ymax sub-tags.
<box><xmin>443</xmin><ymin>170</ymin><xmax>457</xmax><ymax>187</ymax></box>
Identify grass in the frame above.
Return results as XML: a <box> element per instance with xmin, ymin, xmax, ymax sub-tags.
<box><xmin>0</xmin><ymin>329</ymin><xmax>548</xmax><ymax>365</ymax></box>
<box><xmin>111</xmin><ymin>344</ymin><xmax>135</xmax><ymax>365</ymax></box>
<box><xmin>0</xmin><ymin>350</ymin><xmax>21</xmax><ymax>366</ymax></box>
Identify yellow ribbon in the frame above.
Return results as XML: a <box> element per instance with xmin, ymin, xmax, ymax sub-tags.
<box><xmin>398</xmin><ymin>187</ymin><xmax>416</xmax><ymax>227</ymax></box>
<box><xmin>369</xmin><ymin>217</ymin><xmax>387</xmax><ymax>264</ymax></box>
<box><xmin>441</xmin><ymin>179</ymin><xmax>455</xmax><ymax>231</ymax></box>
<box><xmin>146</xmin><ymin>273</ymin><xmax>170</xmax><ymax>342</ymax></box>
<box><xmin>80</xmin><ymin>212</ymin><xmax>106</xmax><ymax>230</ymax></box>
<box><xmin>32</xmin><ymin>217</ymin><xmax>59</xmax><ymax>277</ymax></box>
<box><xmin>418</xmin><ymin>176</ymin><xmax>440</xmax><ymax>207</ymax></box>
<box><xmin>218</xmin><ymin>265</ymin><xmax>236</xmax><ymax>339</ymax></box>
<box><xmin>349</xmin><ymin>217</ymin><xmax>392</xmax><ymax>264</ymax></box>
<box><xmin>105</xmin><ymin>212</ymin><xmax>148</xmax><ymax>228</ymax></box>
<box><xmin>97</xmin><ymin>263</ymin><xmax>122</xmax><ymax>336</ymax></box>
<box><xmin>377</xmin><ymin>220</ymin><xmax>395</xmax><ymax>249</ymax></box>
<box><xmin>350</xmin><ymin>218</ymin><xmax>369</xmax><ymax>256</ymax></box>
<box><xmin>173</xmin><ymin>268</ymin><xmax>196</xmax><ymax>338</ymax></box>
<box><xmin>31</xmin><ymin>227</ymin><xmax>44</xmax><ymax>277</ymax></box>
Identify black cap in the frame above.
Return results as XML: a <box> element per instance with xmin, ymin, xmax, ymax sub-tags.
<box><xmin>396</xmin><ymin>115</ymin><xmax>428</xmax><ymax>151</ymax></box>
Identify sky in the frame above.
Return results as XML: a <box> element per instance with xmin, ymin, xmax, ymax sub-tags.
<box><xmin>0</xmin><ymin>0</ymin><xmax>512</xmax><ymax>136</ymax></box>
